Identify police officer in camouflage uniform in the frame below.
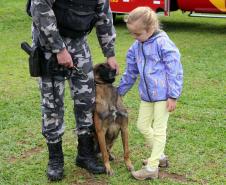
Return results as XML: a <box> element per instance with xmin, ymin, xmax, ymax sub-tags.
<box><xmin>30</xmin><ymin>0</ymin><xmax>119</xmax><ymax>181</ymax></box>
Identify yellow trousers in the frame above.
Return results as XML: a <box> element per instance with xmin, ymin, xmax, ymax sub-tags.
<box><xmin>137</xmin><ymin>100</ymin><xmax>169</xmax><ymax>168</ymax></box>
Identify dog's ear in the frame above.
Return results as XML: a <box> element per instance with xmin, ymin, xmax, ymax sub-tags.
<box><xmin>100</xmin><ymin>66</ymin><xmax>116</xmax><ymax>84</ymax></box>
<box><xmin>94</xmin><ymin>63</ymin><xmax>106</xmax><ymax>83</ymax></box>
<box><xmin>95</xmin><ymin>63</ymin><xmax>109</xmax><ymax>76</ymax></box>
<box><xmin>94</xmin><ymin>63</ymin><xmax>116</xmax><ymax>84</ymax></box>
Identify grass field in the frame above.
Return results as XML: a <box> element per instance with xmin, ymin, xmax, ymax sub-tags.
<box><xmin>0</xmin><ymin>0</ymin><xmax>225</xmax><ymax>184</ymax></box>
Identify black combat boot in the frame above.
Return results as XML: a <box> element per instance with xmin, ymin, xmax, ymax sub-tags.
<box><xmin>76</xmin><ymin>133</ymin><xmax>105</xmax><ymax>174</ymax></box>
<box><xmin>46</xmin><ymin>141</ymin><xmax>64</xmax><ymax>181</ymax></box>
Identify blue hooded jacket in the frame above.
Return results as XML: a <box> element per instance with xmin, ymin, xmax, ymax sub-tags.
<box><xmin>118</xmin><ymin>31</ymin><xmax>183</xmax><ymax>102</ymax></box>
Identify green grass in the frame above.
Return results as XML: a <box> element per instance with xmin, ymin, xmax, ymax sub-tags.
<box><xmin>0</xmin><ymin>1</ymin><xmax>225</xmax><ymax>184</ymax></box>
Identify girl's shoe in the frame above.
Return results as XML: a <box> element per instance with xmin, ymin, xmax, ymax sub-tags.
<box><xmin>131</xmin><ymin>166</ymin><xmax>158</xmax><ymax>180</ymax></box>
<box><xmin>142</xmin><ymin>155</ymin><xmax>169</xmax><ymax>168</ymax></box>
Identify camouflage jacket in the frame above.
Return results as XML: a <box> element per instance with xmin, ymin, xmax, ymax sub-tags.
<box><xmin>30</xmin><ymin>0</ymin><xmax>116</xmax><ymax>58</ymax></box>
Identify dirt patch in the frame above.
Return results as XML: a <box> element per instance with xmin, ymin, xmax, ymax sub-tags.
<box><xmin>8</xmin><ymin>147</ymin><xmax>43</xmax><ymax>163</ymax></box>
<box><xmin>159</xmin><ymin>171</ymin><xmax>208</xmax><ymax>184</ymax></box>
<box><xmin>71</xmin><ymin>179</ymin><xmax>106</xmax><ymax>185</ymax></box>
<box><xmin>159</xmin><ymin>171</ymin><xmax>189</xmax><ymax>183</ymax></box>
<box><xmin>69</xmin><ymin>169</ymin><xmax>107</xmax><ymax>185</ymax></box>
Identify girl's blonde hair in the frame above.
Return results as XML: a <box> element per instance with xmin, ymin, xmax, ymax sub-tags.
<box><xmin>124</xmin><ymin>7</ymin><xmax>160</xmax><ymax>31</ymax></box>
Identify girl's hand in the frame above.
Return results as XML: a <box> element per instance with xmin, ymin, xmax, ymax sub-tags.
<box><xmin>167</xmin><ymin>98</ymin><xmax>177</xmax><ymax>112</ymax></box>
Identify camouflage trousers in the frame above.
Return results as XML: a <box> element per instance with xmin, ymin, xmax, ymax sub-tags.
<box><xmin>39</xmin><ymin>37</ymin><xmax>95</xmax><ymax>143</ymax></box>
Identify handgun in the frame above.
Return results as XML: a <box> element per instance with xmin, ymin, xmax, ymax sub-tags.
<box><xmin>21</xmin><ymin>42</ymin><xmax>32</xmax><ymax>56</ymax></box>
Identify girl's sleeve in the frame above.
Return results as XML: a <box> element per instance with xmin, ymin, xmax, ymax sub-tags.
<box><xmin>117</xmin><ymin>45</ymin><xmax>139</xmax><ymax>96</ymax></box>
<box><xmin>160</xmin><ymin>37</ymin><xmax>183</xmax><ymax>99</ymax></box>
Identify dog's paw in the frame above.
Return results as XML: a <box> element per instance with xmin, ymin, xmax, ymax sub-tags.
<box><xmin>109</xmin><ymin>153</ymin><xmax>115</xmax><ymax>161</ymax></box>
<box><xmin>106</xmin><ymin>168</ymin><xmax>114</xmax><ymax>176</ymax></box>
<box><xmin>127</xmin><ymin>164</ymin><xmax>134</xmax><ymax>172</ymax></box>
<box><xmin>125</xmin><ymin>160</ymin><xmax>134</xmax><ymax>172</ymax></box>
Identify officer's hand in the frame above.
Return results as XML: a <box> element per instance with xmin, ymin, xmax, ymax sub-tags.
<box><xmin>57</xmin><ymin>48</ymin><xmax>74</xmax><ymax>68</ymax></box>
<box><xmin>107</xmin><ymin>56</ymin><xmax>119</xmax><ymax>75</ymax></box>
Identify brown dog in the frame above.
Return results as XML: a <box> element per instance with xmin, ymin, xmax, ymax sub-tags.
<box><xmin>93</xmin><ymin>63</ymin><xmax>134</xmax><ymax>175</ymax></box>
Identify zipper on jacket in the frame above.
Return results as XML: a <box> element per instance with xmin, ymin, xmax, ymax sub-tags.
<box><xmin>141</xmin><ymin>43</ymin><xmax>152</xmax><ymax>101</ymax></box>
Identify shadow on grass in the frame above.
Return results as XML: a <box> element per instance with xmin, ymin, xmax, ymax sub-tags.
<box><xmin>114</xmin><ymin>16</ymin><xmax>226</xmax><ymax>35</ymax></box>
<box><xmin>161</xmin><ymin>20</ymin><xmax>226</xmax><ymax>35</ymax></box>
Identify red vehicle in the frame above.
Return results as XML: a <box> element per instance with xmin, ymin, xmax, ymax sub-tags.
<box><xmin>110</xmin><ymin>0</ymin><xmax>226</xmax><ymax>18</ymax></box>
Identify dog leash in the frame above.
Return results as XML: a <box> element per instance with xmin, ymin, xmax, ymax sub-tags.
<box><xmin>71</xmin><ymin>65</ymin><xmax>88</xmax><ymax>79</ymax></box>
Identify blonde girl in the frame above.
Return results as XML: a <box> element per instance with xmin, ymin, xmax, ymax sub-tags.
<box><xmin>118</xmin><ymin>7</ymin><xmax>183</xmax><ymax>180</ymax></box>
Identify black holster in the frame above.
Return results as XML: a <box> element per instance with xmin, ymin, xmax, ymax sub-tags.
<box><xmin>21</xmin><ymin>42</ymin><xmax>67</xmax><ymax>77</ymax></box>
<box><xmin>28</xmin><ymin>45</ymin><xmax>44</xmax><ymax>77</ymax></box>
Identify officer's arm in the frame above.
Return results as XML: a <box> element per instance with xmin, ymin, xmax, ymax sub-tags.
<box><xmin>95</xmin><ymin>0</ymin><xmax>116</xmax><ymax>58</ymax></box>
<box><xmin>30</xmin><ymin>0</ymin><xmax>65</xmax><ymax>53</ymax></box>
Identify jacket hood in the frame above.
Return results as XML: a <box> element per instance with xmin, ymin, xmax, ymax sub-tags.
<box><xmin>141</xmin><ymin>30</ymin><xmax>167</xmax><ymax>44</ymax></box>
